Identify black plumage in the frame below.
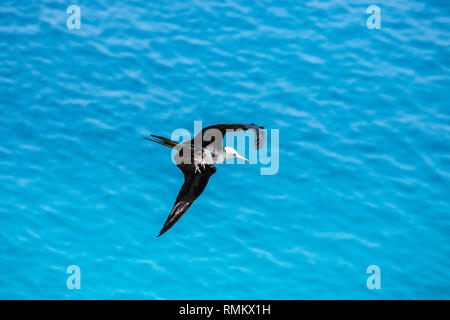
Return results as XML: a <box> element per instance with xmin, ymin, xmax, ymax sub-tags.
<box><xmin>185</xmin><ymin>123</ymin><xmax>266</xmax><ymax>150</ymax></box>
<box><xmin>145</xmin><ymin>123</ymin><xmax>265</xmax><ymax>237</ymax></box>
<box><xmin>157</xmin><ymin>164</ymin><xmax>216</xmax><ymax>237</ymax></box>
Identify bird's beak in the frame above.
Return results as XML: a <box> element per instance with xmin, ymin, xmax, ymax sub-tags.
<box><xmin>235</xmin><ymin>154</ymin><xmax>249</xmax><ymax>163</ymax></box>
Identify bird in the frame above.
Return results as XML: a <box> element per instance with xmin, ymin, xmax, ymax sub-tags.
<box><xmin>145</xmin><ymin>123</ymin><xmax>266</xmax><ymax>237</ymax></box>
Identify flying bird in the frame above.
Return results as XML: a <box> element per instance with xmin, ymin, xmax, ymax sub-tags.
<box><xmin>145</xmin><ymin>123</ymin><xmax>266</xmax><ymax>237</ymax></box>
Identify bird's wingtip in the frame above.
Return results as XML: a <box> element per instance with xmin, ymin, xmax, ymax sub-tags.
<box><xmin>157</xmin><ymin>229</ymin><xmax>165</xmax><ymax>237</ymax></box>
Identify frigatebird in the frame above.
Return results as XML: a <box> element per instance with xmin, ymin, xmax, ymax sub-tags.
<box><xmin>145</xmin><ymin>123</ymin><xmax>266</xmax><ymax>237</ymax></box>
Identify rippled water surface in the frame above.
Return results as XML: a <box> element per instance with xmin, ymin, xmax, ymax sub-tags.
<box><xmin>1</xmin><ymin>0</ymin><xmax>449</xmax><ymax>299</ymax></box>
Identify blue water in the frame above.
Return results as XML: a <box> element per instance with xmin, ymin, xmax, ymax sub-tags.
<box><xmin>1</xmin><ymin>0</ymin><xmax>449</xmax><ymax>299</ymax></box>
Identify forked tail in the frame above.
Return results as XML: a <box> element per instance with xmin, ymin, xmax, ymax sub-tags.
<box><xmin>144</xmin><ymin>134</ymin><xmax>178</xmax><ymax>149</ymax></box>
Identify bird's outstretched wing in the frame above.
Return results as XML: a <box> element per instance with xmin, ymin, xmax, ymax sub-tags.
<box><xmin>186</xmin><ymin>123</ymin><xmax>266</xmax><ymax>150</ymax></box>
<box><xmin>157</xmin><ymin>164</ymin><xmax>216</xmax><ymax>237</ymax></box>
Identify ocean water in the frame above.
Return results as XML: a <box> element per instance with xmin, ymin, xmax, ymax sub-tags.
<box><xmin>0</xmin><ymin>0</ymin><xmax>449</xmax><ymax>299</ymax></box>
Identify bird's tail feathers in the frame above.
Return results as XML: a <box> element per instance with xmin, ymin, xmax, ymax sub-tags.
<box><xmin>144</xmin><ymin>134</ymin><xmax>178</xmax><ymax>149</ymax></box>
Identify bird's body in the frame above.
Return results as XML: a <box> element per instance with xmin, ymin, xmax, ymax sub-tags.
<box><xmin>145</xmin><ymin>123</ymin><xmax>265</xmax><ymax>237</ymax></box>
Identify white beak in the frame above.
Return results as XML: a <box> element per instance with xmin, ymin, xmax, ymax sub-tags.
<box><xmin>235</xmin><ymin>154</ymin><xmax>249</xmax><ymax>163</ymax></box>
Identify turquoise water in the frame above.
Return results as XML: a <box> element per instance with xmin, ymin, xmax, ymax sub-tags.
<box><xmin>1</xmin><ymin>0</ymin><xmax>449</xmax><ymax>299</ymax></box>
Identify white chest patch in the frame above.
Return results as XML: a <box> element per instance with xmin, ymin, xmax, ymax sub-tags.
<box><xmin>195</xmin><ymin>147</ymin><xmax>225</xmax><ymax>165</ymax></box>
<box><xmin>203</xmin><ymin>149</ymin><xmax>215</xmax><ymax>164</ymax></box>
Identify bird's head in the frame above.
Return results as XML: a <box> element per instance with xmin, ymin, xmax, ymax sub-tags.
<box><xmin>224</xmin><ymin>146</ymin><xmax>249</xmax><ymax>163</ymax></box>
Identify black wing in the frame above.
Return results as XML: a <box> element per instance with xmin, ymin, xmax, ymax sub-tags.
<box><xmin>186</xmin><ymin>123</ymin><xmax>266</xmax><ymax>150</ymax></box>
<box><xmin>157</xmin><ymin>164</ymin><xmax>216</xmax><ymax>237</ymax></box>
